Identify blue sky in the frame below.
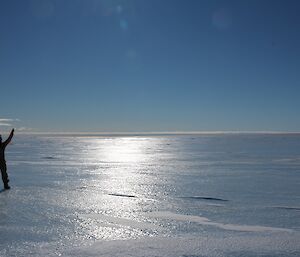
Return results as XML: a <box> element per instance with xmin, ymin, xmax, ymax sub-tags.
<box><xmin>1</xmin><ymin>0</ymin><xmax>300</xmax><ymax>132</ymax></box>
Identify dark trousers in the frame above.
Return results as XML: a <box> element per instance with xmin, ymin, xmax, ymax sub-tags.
<box><xmin>0</xmin><ymin>161</ymin><xmax>9</xmax><ymax>185</ymax></box>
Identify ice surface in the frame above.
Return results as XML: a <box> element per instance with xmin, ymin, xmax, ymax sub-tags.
<box><xmin>0</xmin><ymin>134</ymin><xmax>300</xmax><ymax>256</ymax></box>
<box><xmin>80</xmin><ymin>213</ymin><xmax>160</xmax><ymax>230</ymax></box>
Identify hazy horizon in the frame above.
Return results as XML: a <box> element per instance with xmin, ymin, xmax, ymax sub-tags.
<box><xmin>3</xmin><ymin>129</ymin><xmax>300</xmax><ymax>136</ymax></box>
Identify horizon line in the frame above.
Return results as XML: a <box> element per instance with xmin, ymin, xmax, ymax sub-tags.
<box><xmin>10</xmin><ymin>130</ymin><xmax>300</xmax><ymax>136</ymax></box>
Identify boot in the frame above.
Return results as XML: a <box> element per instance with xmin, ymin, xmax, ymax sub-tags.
<box><xmin>4</xmin><ymin>183</ymin><xmax>10</xmax><ymax>190</ymax></box>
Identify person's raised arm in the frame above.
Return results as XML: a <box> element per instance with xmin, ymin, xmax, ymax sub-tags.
<box><xmin>3</xmin><ymin>128</ymin><xmax>14</xmax><ymax>147</ymax></box>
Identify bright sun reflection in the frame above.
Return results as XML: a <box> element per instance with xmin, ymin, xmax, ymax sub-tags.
<box><xmin>78</xmin><ymin>137</ymin><xmax>160</xmax><ymax>240</ymax></box>
<box><xmin>97</xmin><ymin>137</ymin><xmax>152</xmax><ymax>164</ymax></box>
<box><xmin>93</xmin><ymin>137</ymin><xmax>154</xmax><ymax>198</ymax></box>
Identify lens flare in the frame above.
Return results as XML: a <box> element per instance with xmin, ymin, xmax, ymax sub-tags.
<box><xmin>212</xmin><ymin>8</ymin><xmax>232</xmax><ymax>30</ymax></box>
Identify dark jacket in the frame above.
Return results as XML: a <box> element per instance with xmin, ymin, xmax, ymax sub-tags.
<box><xmin>0</xmin><ymin>129</ymin><xmax>14</xmax><ymax>162</ymax></box>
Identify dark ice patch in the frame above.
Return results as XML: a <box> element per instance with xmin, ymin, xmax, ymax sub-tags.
<box><xmin>181</xmin><ymin>196</ymin><xmax>228</xmax><ymax>202</ymax></box>
<box><xmin>272</xmin><ymin>206</ymin><xmax>300</xmax><ymax>211</ymax></box>
<box><xmin>42</xmin><ymin>156</ymin><xmax>57</xmax><ymax>160</ymax></box>
<box><xmin>108</xmin><ymin>193</ymin><xmax>137</xmax><ymax>198</ymax></box>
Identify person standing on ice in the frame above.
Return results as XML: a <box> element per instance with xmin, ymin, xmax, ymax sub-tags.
<box><xmin>0</xmin><ymin>128</ymin><xmax>14</xmax><ymax>190</ymax></box>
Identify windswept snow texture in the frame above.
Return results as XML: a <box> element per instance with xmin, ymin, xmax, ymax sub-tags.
<box><xmin>0</xmin><ymin>134</ymin><xmax>300</xmax><ymax>256</ymax></box>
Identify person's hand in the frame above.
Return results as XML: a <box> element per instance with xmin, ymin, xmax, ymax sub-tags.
<box><xmin>12</xmin><ymin>128</ymin><xmax>15</xmax><ymax>133</ymax></box>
